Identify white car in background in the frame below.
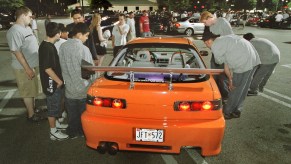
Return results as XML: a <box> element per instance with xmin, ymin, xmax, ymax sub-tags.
<box><xmin>173</xmin><ymin>17</ymin><xmax>205</xmax><ymax>36</ymax></box>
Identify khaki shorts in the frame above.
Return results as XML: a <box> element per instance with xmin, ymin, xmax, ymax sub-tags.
<box><xmin>13</xmin><ymin>67</ymin><xmax>41</xmax><ymax>98</ymax></box>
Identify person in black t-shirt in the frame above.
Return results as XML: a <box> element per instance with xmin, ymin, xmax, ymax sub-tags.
<box><xmin>66</xmin><ymin>9</ymin><xmax>98</xmax><ymax>65</ymax></box>
<box><xmin>39</xmin><ymin>22</ymin><xmax>69</xmax><ymax>141</ymax></box>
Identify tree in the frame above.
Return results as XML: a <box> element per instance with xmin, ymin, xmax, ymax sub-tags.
<box><xmin>0</xmin><ymin>0</ymin><xmax>24</xmax><ymax>14</ymax></box>
<box><xmin>90</xmin><ymin>0</ymin><xmax>112</xmax><ymax>11</ymax></box>
<box><xmin>233</xmin><ymin>0</ymin><xmax>257</xmax><ymax>10</ymax></box>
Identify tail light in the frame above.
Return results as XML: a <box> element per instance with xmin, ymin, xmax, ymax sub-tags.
<box><xmin>174</xmin><ymin>99</ymin><xmax>221</xmax><ymax>111</ymax></box>
<box><xmin>175</xmin><ymin>23</ymin><xmax>180</xmax><ymax>28</ymax></box>
<box><xmin>87</xmin><ymin>95</ymin><xmax>126</xmax><ymax>109</ymax></box>
<box><xmin>179</xmin><ymin>102</ymin><xmax>191</xmax><ymax>111</ymax></box>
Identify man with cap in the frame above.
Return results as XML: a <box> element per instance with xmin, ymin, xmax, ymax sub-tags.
<box><xmin>243</xmin><ymin>33</ymin><xmax>280</xmax><ymax>95</ymax></box>
<box><xmin>202</xmin><ymin>33</ymin><xmax>261</xmax><ymax>119</ymax></box>
<box><xmin>203</xmin><ymin>27</ymin><xmax>229</xmax><ymax>102</ymax></box>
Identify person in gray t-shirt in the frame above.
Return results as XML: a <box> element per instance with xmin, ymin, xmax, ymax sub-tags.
<box><xmin>243</xmin><ymin>33</ymin><xmax>280</xmax><ymax>95</ymax></box>
<box><xmin>200</xmin><ymin>11</ymin><xmax>233</xmax><ymax>101</ymax></box>
<box><xmin>202</xmin><ymin>33</ymin><xmax>260</xmax><ymax>120</ymax></box>
<box><xmin>6</xmin><ymin>6</ymin><xmax>40</xmax><ymax>122</ymax></box>
<box><xmin>200</xmin><ymin>11</ymin><xmax>233</xmax><ymax>36</ymax></box>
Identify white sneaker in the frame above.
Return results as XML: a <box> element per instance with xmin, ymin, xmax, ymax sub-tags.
<box><xmin>56</xmin><ymin>120</ymin><xmax>68</xmax><ymax>130</ymax></box>
<box><xmin>50</xmin><ymin>130</ymin><xmax>69</xmax><ymax>141</ymax></box>
<box><xmin>58</xmin><ymin>111</ymin><xmax>67</xmax><ymax>123</ymax></box>
<box><xmin>62</xmin><ymin>111</ymin><xmax>67</xmax><ymax>118</ymax></box>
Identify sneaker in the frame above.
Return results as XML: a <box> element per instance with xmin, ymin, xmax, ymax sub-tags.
<box><xmin>247</xmin><ymin>90</ymin><xmax>258</xmax><ymax>96</ymax></box>
<box><xmin>58</xmin><ymin>117</ymin><xmax>64</xmax><ymax>123</ymax></box>
<box><xmin>27</xmin><ymin>114</ymin><xmax>40</xmax><ymax>123</ymax></box>
<box><xmin>50</xmin><ymin>130</ymin><xmax>69</xmax><ymax>141</ymax></box>
<box><xmin>62</xmin><ymin>111</ymin><xmax>67</xmax><ymax>118</ymax></box>
<box><xmin>231</xmin><ymin>110</ymin><xmax>241</xmax><ymax>118</ymax></box>
<box><xmin>223</xmin><ymin>113</ymin><xmax>233</xmax><ymax>120</ymax></box>
<box><xmin>56</xmin><ymin>120</ymin><xmax>68</xmax><ymax>130</ymax></box>
<box><xmin>69</xmin><ymin>134</ymin><xmax>78</xmax><ymax>140</ymax></box>
<box><xmin>58</xmin><ymin>111</ymin><xmax>67</xmax><ymax>123</ymax></box>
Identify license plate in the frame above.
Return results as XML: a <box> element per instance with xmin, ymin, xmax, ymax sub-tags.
<box><xmin>135</xmin><ymin>128</ymin><xmax>164</xmax><ymax>142</ymax></box>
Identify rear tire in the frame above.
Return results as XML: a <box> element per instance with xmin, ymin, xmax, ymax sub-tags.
<box><xmin>185</xmin><ymin>28</ymin><xmax>194</xmax><ymax>36</ymax></box>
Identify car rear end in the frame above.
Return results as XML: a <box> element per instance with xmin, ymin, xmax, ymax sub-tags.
<box><xmin>82</xmin><ymin>78</ymin><xmax>224</xmax><ymax>156</ymax></box>
<box><xmin>81</xmin><ymin>38</ymin><xmax>225</xmax><ymax>156</ymax></box>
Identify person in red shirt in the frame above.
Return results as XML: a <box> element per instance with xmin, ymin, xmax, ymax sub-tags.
<box><xmin>139</xmin><ymin>10</ymin><xmax>151</xmax><ymax>37</ymax></box>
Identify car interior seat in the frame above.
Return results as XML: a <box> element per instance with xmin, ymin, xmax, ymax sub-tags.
<box><xmin>131</xmin><ymin>50</ymin><xmax>155</xmax><ymax>67</ymax></box>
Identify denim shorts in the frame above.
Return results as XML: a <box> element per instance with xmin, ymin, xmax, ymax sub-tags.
<box><xmin>46</xmin><ymin>87</ymin><xmax>64</xmax><ymax>117</ymax></box>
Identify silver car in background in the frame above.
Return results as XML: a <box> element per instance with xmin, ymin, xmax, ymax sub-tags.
<box><xmin>173</xmin><ymin>17</ymin><xmax>205</xmax><ymax>36</ymax></box>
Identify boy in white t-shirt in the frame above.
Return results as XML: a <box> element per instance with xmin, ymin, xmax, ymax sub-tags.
<box><xmin>112</xmin><ymin>14</ymin><xmax>129</xmax><ymax>57</ymax></box>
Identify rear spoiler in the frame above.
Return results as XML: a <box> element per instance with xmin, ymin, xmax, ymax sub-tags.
<box><xmin>82</xmin><ymin>66</ymin><xmax>224</xmax><ymax>74</ymax></box>
<box><xmin>82</xmin><ymin>66</ymin><xmax>224</xmax><ymax>90</ymax></box>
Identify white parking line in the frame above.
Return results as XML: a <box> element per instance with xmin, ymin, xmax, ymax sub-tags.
<box><xmin>281</xmin><ymin>64</ymin><xmax>291</xmax><ymax>69</ymax></box>
<box><xmin>185</xmin><ymin>149</ymin><xmax>208</xmax><ymax>164</ymax></box>
<box><xmin>260</xmin><ymin>93</ymin><xmax>291</xmax><ymax>108</ymax></box>
<box><xmin>161</xmin><ymin>154</ymin><xmax>178</xmax><ymax>164</ymax></box>
<box><xmin>264</xmin><ymin>88</ymin><xmax>291</xmax><ymax>101</ymax></box>
<box><xmin>0</xmin><ymin>89</ymin><xmax>17</xmax><ymax>93</ymax></box>
<box><xmin>0</xmin><ymin>89</ymin><xmax>16</xmax><ymax>112</ymax></box>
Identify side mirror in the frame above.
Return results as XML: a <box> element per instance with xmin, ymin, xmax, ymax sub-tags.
<box><xmin>199</xmin><ymin>50</ymin><xmax>208</xmax><ymax>56</ymax></box>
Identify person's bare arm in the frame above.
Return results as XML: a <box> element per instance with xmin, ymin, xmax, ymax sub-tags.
<box><xmin>112</xmin><ymin>35</ymin><xmax>115</xmax><ymax>48</ymax></box>
<box><xmin>97</xmin><ymin>25</ymin><xmax>106</xmax><ymax>42</ymax></box>
<box><xmin>139</xmin><ymin>22</ymin><xmax>143</xmax><ymax>33</ymax></box>
<box><xmin>12</xmin><ymin>51</ymin><xmax>35</xmax><ymax>80</ymax></box>
<box><xmin>224</xmin><ymin>64</ymin><xmax>235</xmax><ymax>91</ymax></box>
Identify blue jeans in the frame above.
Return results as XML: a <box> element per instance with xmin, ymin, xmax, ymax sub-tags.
<box><xmin>141</xmin><ymin>32</ymin><xmax>152</xmax><ymax>37</ymax></box>
<box><xmin>65</xmin><ymin>98</ymin><xmax>86</xmax><ymax>136</ymax></box>
<box><xmin>249</xmin><ymin>63</ymin><xmax>277</xmax><ymax>92</ymax></box>
<box><xmin>223</xmin><ymin>66</ymin><xmax>257</xmax><ymax>115</ymax></box>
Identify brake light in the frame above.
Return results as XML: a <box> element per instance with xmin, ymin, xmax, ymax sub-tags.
<box><xmin>93</xmin><ymin>98</ymin><xmax>102</xmax><ymax>106</ymax></box>
<box><xmin>87</xmin><ymin>95</ymin><xmax>126</xmax><ymax>109</ymax></box>
<box><xmin>175</xmin><ymin>23</ymin><xmax>180</xmax><ymax>28</ymax></box>
<box><xmin>103</xmin><ymin>98</ymin><xmax>112</xmax><ymax>107</ymax></box>
<box><xmin>201</xmin><ymin>101</ymin><xmax>213</xmax><ymax>111</ymax></box>
<box><xmin>112</xmin><ymin>99</ymin><xmax>123</xmax><ymax>108</ymax></box>
<box><xmin>178</xmin><ymin>102</ymin><xmax>191</xmax><ymax>111</ymax></box>
<box><xmin>191</xmin><ymin>102</ymin><xmax>202</xmax><ymax>111</ymax></box>
<box><xmin>174</xmin><ymin>99</ymin><xmax>221</xmax><ymax>111</ymax></box>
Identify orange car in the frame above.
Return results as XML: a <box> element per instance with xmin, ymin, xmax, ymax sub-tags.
<box><xmin>81</xmin><ymin>37</ymin><xmax>225</xmax><ymax>156</ymax></box>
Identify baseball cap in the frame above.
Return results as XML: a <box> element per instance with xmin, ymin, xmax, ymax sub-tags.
<box><xmin>201</xmin><ymin>31</ymin><xmax>220</xmax><ymax>41</ymax></box>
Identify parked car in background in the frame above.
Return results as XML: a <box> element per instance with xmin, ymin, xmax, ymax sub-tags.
<box><xmin>280</xmin><ymin>17</ymin><xmax>291</xmax><ymax>29</ymax></box>
<box><xmin>173</xmin><ymin>17</ymin><xmax>204</xmax><ymax>36</ymax></box>
<box><xmin>258</xmin><ymin>15</ymin><xmax>276</xmax><ymax>28</ymax></box>
<box><xmin>246</xmin><ymin>15</ymin><xmax>260</xmax><ymax>26</ymax></box>
<box><xmin>81</xmin><ymin>37</ymin><xmax>225</xmax><ymax>156</ymax></box>
<box><xmin>229</xmin><ymin>14</ymin><xmax>243</xmax><ymax>26</ymax></box>
<box><xmin>0</xmin><ymin>13</ymin><xmax>15</xmax><ymax>29</ymax></box>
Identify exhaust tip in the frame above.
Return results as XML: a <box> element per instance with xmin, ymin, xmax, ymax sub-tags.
<box><xmin>108</xmin><ymin>143</ymin><xmax>119</xmax><ymax>155</ymax></box>
<box><xmin>97</xmin><ymin>142</ymin><xmax>107</xmax><ymax>154</ymax></box>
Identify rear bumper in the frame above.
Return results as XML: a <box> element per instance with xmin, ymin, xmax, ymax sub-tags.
<box><xmin>81</xmin><ymin>111</ymin><xmax>225</xmax><ymax>156</ymax></box>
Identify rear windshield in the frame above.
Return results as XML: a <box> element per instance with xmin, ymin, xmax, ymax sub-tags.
<box><xmin>105</xmin><ymin>43</ymin><xmax>209</xmax><ymax>83</ymax></box>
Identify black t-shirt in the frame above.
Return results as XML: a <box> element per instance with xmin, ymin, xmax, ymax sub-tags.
<box><xmin>39</xmin><ymin>41</ymin><xmax>63</xmax><ymax>95</ymax></box>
